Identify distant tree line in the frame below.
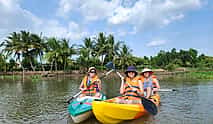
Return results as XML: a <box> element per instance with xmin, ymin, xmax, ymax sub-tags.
<box><xmin>0</xmin><ymin>31</ymin><xmax>212</xmax><ymax>72</ymax></box>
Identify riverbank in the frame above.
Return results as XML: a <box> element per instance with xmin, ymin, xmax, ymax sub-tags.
<box><xmin>0</xmin><ymin>70</ymin><xmax>212</xmax><ymax>81</ymax></box>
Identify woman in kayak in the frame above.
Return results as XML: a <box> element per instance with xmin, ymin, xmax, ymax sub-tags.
<box><xmin>116</xmin><ymin>66</ymin><xmax>144</xmax><ymax>104</ymax></box>
<box><xmin>140</xmin><ymin>68</ymin><xmax>160</xmax><ymax>98</ymax></box>
<box><xmin>79</xmin><ymin>67</ymin><xmax>102</xmax><ymax>98</ymax></box>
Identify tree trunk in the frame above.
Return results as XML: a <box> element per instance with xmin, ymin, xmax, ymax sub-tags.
<box><xmin>101</xmin><ymin>55</ymin><xmax>104</xmax><ymax>70</ymax></box>
<box><xmin>55</xmin><ymin>61</ymin><xmax>57</xmax><ymax>72</ymax></box>
<box><xmin>63</xmin><ymin>61</ymin><xmax>66</xmax><ymax>71</ymax></box>
<box><xmin>29</xmin><ymin>60</ymin><xmax>36</xmax><ymax>72</ymax></box>
<box><xmin>50</xmin><ymin>60</ymin><xmax>54</xmax><ymax>72</ymax></box>
<box><xmin>40</xmin><ymin>55</ymin><xmax>45</xmax><ymax>72</ymax></box>
<box><xmin>19</xmin><ymin>58</ymin><xmax>25</xmax><ymax>82</ymax></box>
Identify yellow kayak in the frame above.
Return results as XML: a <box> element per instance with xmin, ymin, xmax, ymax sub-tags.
<box><xmin>92</xmin><ymin>94</ymin><xmax>160</xmax><ymax>124</ymax></box>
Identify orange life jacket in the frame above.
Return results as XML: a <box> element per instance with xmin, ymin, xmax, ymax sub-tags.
<box><xmin>82</xmin><ymin>75</ymin><xmax>100</xmax><ymax>94</ymax></box>
<box><xmin>140</xmin><ymin>75</ymin><xmax>158</xmax><ymax>88</ymax></box>
<box><xmin>123</xmin><ymin>76</ymin><xmax>141</xmax><ymax>100</ymax></box>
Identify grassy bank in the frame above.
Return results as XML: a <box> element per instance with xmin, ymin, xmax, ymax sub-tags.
<box><xmin>185</xmin><ymin>71</ymin><xmax>213</xmax><ymax>80</ymax></box>
<box><xmin>0</xmin><ymin>74</ymin><xmax>42</xmax><ymax>82</ymax></box>
<box><xmin>0</xmin><ymin>70</ymin><xmax>212</xmax><ymax>82</ymax></box>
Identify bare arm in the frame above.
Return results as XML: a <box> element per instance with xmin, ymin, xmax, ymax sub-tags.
<box><xmin>79</xmin><ymin>81</ymin><xmax>84</xmax><ymax>90</ymax></box>
<box><xmin>120</xmin><ymin>78</ymin><xmax>125</xmax><ymax>94</ymax></box>
<box><xmin>154</xmin><ymin>79</ymin><xmax>160</xmax><ymax>89</ymax></box>
<box><xmin>98</xmin><ymin>80</ymin><xmax>102</xmax><ymax>90</ymax></box>
<box><xmin>138</xmin><ymin>80</ymin><xmax>144</xmax><ymax>96</ymax></box>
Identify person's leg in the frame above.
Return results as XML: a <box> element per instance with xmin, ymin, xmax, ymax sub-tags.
<box><xmin>146</xmin><ymin>87</ymin><xmax>152</xmax><ymax>98</ymax></box>
<box><xmin>79</xmin><ymin>94</ymin><xmax>86</xmax><ymax>98</ymax></box>
<box><xmin>114</xmin><ymin>97</ymin><xmax>125</xmax><ymax>103</ymax></box>
<box><xmin>94</xmin><ymin>92</ymin><xmax>101</xmax><ymax>98</ymax></box>
<box><xmin>146</xmin><ymin>80</ymin><xmax>153</xmax><ymax>98</ymax></box>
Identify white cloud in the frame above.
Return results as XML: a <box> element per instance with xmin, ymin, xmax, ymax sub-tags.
<box><xmin>146</xmin><ymin>40</ymin><xmax>167</xmax><ymax>47</ymax></box>
<box><xmin>108</xmin><ymin>0</ymin><xmax>201</xmax><ymax>31</ymax></box>
<box><xmin>57</xmin><ymin>0</ymin><xmax>120</xmax><ymax>20</ymax></box>
<box><xmin>0</xmin><ymin>0</ymin><xmax>88</xmax><ymax>42</ymax></box>
<box><xmin>57</xmin><ymin>0</ymin><xmax>201</xmax><ymax>32</ymax></box>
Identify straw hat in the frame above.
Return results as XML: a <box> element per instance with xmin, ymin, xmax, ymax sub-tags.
<box><xmin>88</xmin><ymin>67</ymin><xmax>96</xmax><ymax>73</ymax></box>
<box><xmin>141</xmin><ymin>68</ymin><xmax>154</xmax><ymax>75</ymax></box>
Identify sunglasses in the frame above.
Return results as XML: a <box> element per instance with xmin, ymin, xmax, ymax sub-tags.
<box><xmin>89</xmin><ymin>70</ymin><xmax>96</xmax><ymax>73</ymax></box>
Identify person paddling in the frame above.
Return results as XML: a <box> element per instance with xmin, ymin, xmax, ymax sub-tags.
<box><xmin>140</xmin><ymin>68</ymin><xmax>160</xmax><ymax>98</ymax></box>
<box><xmin>117</xmin><ymin>66</ymin><xmax>144</xmax><ymax>104</ymax></box>
<box><xmin>79</xmin><ymin>67</ymin><xmax>102</xmax><ymax>98</ymax></box>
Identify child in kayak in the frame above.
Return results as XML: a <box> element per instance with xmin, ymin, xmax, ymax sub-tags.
<box><xmin>79</xmin><ymin>67</ymin><xmax>102</xmax><ymax>98</ymax></box>
<box><xmin>116</xmin><ymin>66</ymin><xmax>144</xmax><ymax>104</ymax></box>
<box><xmin>140</xmin><ymin>68</ymin><xmax>160</xmax><ymax>98</ymax></box>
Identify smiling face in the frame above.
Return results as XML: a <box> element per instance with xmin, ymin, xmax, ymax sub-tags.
<box><xmin>127</xmin><ymin>71</ymin><xmax>136</xmax><ymax>78</ymax></box>
<box><xmin>143</xmin><ymin>72</ymin><xmax>151</xmax><ymax>78</ymax></box>
<box><xmin>88</xmin><ymin>69</ymin><xmax>96</xmax><ymax>78</ymax></box>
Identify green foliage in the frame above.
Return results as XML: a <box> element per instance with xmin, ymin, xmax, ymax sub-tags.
<box><xmin>186</xmin><ymin>71</ymin><xmax>213</xmax><ymax>80</ymax></box>
<box><xmin>0</xmin><ymin>30</ymin><xmax>212</xmax><ymax>72</ymax></box>
<box><xmin>30</xmin><ymin>75</ymin><xmax>42</xmax><ymax>82</ymax></box>
<box><xmin>165</xmin><ymin>63</ymin><xmax>178</xmax><ymax>71</ymax></box>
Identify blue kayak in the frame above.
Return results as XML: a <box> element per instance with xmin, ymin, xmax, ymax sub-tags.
<box><xmin>68</xmin><ymin>94</ymin><xmax>106</xmax><ymax>123</ymax></box>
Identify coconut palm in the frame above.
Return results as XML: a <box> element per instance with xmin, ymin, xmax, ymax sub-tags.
<box><xmin>105</xmin><ymin>34</ymin><xmax>123</xmax><ymax>63</ymax></box>
<box><xmin>45</xmin><ymin>38</ymin><xmax>76</xmax><ymax>71</ymax></box>
<box><xmin>45</xmin><ymin>38</ymin><xmax>60</xmax><ymax>71</ymax></box>
<box><xmin>117</xmin><ymin>44</ymin><xmax>134</xmax><ymax>70</ymax></box>
<box><xmin>3</xmin><ymin>32</ymin><xmax>25</xmax><ymax>70</ymax></box>
<box><xmin>60</xmin><ymin>39</ymin><xmax>76</xmax><ymax>71</ymax></box>
<box><xmin>77</xmin><ymin>37</ymin><xmax>98</xmax><ymax>71</ymax></box>
<box><xmin>19</xmin><ymin>31</ymin><xmax>38</xmax><ymax>71</ymax></box>
<box><xmin>29</xmin><ymin>34</ymin><xmax>47</xmax><ymax>71</ymax></box>
<box><xmin>94</xmin><ymin>32</ymin><xmax>108</xmax><ymax>67</ymax></box>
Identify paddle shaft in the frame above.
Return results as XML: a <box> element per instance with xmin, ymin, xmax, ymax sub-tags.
<box><xmin>158</xmin><ymin>89</ymin><xmax>176</xmax><ymax>92</ymax></box>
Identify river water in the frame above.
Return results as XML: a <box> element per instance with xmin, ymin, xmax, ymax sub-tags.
<box><xmin>0</xmin><ymin>76</ymin><xmax>213</xmax><ymax>124</ymax></box>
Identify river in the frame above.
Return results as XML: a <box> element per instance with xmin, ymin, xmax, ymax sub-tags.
<box><xmin>0</xmin><ymin>76</ymin><xmax>213</xmax><ymax>124</ymax></box>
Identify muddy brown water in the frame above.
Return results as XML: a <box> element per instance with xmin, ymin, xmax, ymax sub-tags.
<box><xmin>0</xmin><ymin>76</ymin><xmax>213</xmax><ymax>124</ymax></box>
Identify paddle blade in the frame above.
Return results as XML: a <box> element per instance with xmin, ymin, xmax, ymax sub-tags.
<box><xmin>142</xmin><ymin>97</ymin><xmax>158</xmax><ymax>115</ymax></box>
<box><xmin>105</xmin><ymin>62</ymin><xmax>115</xmax><ymax>70</ymax></box>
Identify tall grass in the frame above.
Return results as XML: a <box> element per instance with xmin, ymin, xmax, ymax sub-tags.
<box><xmin>186</xmin><ymin>71</ymin><xmax>213</xmax><ymax>80</ymax></box>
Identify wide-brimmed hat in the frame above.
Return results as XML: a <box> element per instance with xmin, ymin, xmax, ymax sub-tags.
<box><xmin>125</xmin><ymin>66</ymin><xmax>138</xmax><ymax>75</ymax></box>
<box><xmin>141</xmin><ymin>68</ymin><xmax>154</xmax><ymax>75</ymax></box>
<box><xmin>88</xmin><ymin>67</ymin><xmax>97</xmax><ymax>73</ymax></box>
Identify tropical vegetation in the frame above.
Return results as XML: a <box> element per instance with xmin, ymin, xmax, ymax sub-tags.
<box><xmin>0</xmin><ymin>30</ymin><xmax>212</xmax><ymax>73</ymax></box>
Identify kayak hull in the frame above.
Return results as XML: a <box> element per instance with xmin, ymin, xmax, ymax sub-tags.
<box><xmin>71</xmin><ymin>111</ymin><xmax>92</xmax><ymax>123</ymax></box>
<box><xmin>92</xmin><ymin>94</ymin><xmax>160</xmax><ymax>124</ymax></box>
<box><xmin>68</xmin><ymin>94</ymin><xmax>106</xmax><ymax>123</ymax></box>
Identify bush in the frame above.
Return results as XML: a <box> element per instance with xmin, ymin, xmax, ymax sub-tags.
<box><xmin>165</xmin><ymin>63</ymin><xmax>178</xmax><ymax>71</ymax></box>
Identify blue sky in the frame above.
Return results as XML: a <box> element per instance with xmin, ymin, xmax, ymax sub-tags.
<box><xmin>0</xmin><ymin>0</ymin><xmax>212</xmax><ymax>57</ymax></box>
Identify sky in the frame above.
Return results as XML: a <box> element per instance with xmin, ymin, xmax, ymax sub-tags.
<box><xmin>0</xmin><ymin>0</ymin><xmax>212</xmax><ymax>57</ymax></box>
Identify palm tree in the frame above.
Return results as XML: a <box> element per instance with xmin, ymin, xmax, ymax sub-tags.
<box><xmin>3</xmin><ymin>32</ymin><xmax>25</xmax><ymax>71</ymax></box>
<box><xmin>105</xmin><ymin>34</ymin><xmax>123</xmax><ymax>63</ymax></box>
<box><xmin>94</xmin><ymin>32</ymin><xmax>108</xmax><ymax>67</ymax></box>
<box><xmin>60</xmin><ymin>39</ymin><xmax>76</xmax><ymax>71</ymax></box>
<box><xmin>29</xmin><ymin>33</ymin><xmax>47</xmax><ymax>71</ymax></box>
<box><xmin>19</xmin><ymin>31</ymin><xmax>38</xmax><ymax>71</ymax></box>
<box><xmin>117</xmin><ymin>44</ymin><xmax>134</xmax><ymax>70</ymax></box>
<box><xmin>45</xmin><ymin>38</ymin><xmax>60</xmax><ymax>71</ymax></box>
<box><xmin>78</xmin><ymin>37</ymin><xmax>96</xmax><ymax>71</ymax></box>
<box><xmin>45</xmin><ymin>38</ymin><xmax>76</xmax><ymax>71</ymax></box>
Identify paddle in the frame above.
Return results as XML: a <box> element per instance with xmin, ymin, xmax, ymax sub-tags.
<box><xmin>159</xmin><ymin>89</ymin><xmax>177</xmax><ymax>92</ymax></box>
<box><xmin>66</xmin><ymin>62</ymin><xmax>115</xmax><ymax>104</ymax></box>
